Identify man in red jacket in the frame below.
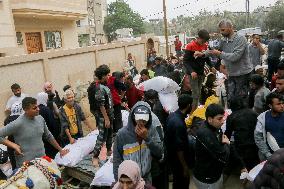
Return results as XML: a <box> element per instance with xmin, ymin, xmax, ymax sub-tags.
<box><xmin>174</xmin><ymin>36</ymin><xmax>183</xmax><ymax>57</ymax></box>
<box><xmin>183</xmin><ymin>29</ymin><xmax>215</xmax><ymax>112</ymax></box>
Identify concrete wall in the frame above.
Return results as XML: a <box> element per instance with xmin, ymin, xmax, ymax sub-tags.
<box><xmin>0</xmin><ymin>39</ymin><xmax>160</xmax><ymax>127</ymax></box>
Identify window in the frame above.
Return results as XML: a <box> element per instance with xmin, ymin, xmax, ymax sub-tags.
<box><xmin>16</xmin><ymin>32</ymin><xmax>23</xmax><ymax>45</ymax></box>
<box><xmin>44</xmin><ymin>31</ymin><xmax>62</xmax><ymax>50</ymax></box>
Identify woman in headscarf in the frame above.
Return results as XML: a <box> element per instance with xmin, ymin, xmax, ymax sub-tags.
<box><xmin>36</xmin><ymin>92</ymin><xmax>60</xmax><ymax>158</ymax></box>
<box><xmin>112</xmin><ymin>160</ymin><xmax>155</xmax><ymax>189</ymax></box>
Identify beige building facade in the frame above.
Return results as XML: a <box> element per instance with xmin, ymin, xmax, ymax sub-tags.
<box><xmin>0</xmin><ymin>0</ymin><xmax>87</xmax><ymax>56</ymax></box>
<box><xmin>77</xmin><ymin>0</ymin><xmax>108</xmax><ymax>46</ymax></box>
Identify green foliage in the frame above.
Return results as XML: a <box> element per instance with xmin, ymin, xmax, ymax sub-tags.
<box><xmin>265</xmin><ymin>0</ymin><xmax>284</xmax><ymax>32</ymax></box>
<box><xmin>143</xmin><ymin>1</ymin><xmax>284</xmax><ymax>37</ymax></box>
<box><xmin>104</xmin><ymin>1</ymin><xmax>145</xmax><ymax>41</ymax></box>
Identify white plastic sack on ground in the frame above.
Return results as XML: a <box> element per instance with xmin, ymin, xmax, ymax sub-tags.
<box><xmin>247</xmin><ymin>161</ymin><xmax>266</xmax><ymax>181</ymax></box>
<box><xmin>54</xmin><ymin>130</ymin><xmax>99</xmax><ymax>167</ymax></box>
<box><xmin>122</xmin><ymin>110</ymin><xmax>130</xmax><ymax>127</ymax></box>
<box><xmin>158</xmin><ymin>92</ymin><xmax>178</xmax><ymax>113</ymax></box>
<box><xmin>0</xmin><ymin>144</ymin><xmax>13</xmax><ymax>177</ymax></box>
<box><xmin>91</xmin><ymin>157</ymin><xmax>115</xmax><ymax>186</ymax></box>
<box><xmin>137</xmin><ymin>76</ymin><xmax>180</xmax><ymax>94</ymax></box>
<box><xmin>0</xmin><ymin>161</ymin><xmax>12</xmax><ymax>177</ymax></box>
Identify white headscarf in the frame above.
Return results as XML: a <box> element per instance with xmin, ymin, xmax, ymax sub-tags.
<box><xmin>36</xmin><ymin>92</ymin><xmax>48</xmax><ymax>106</ymax></box>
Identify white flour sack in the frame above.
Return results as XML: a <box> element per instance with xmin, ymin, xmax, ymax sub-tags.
<box><xmin>54</xmin><ymin>130</ymin><xmax>99</xmax><ymax>167</ymax></box>
<box><xmin>137</xmin><ymin>76</ymin><xmax>180</xmax><ymax>94</ymax></box>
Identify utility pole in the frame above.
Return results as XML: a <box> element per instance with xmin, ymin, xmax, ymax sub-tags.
<box><xmin>163</xmin><ymin>0</ymin><xmax>169</xmax><ymax>58</ymax></box>
<box><xmin>245</xmin><ymin>0</ymin><xmax>250</xmax><ymax>27</ymax></box>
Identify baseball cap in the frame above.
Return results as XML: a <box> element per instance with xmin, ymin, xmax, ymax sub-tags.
<box><xmin>133</xmin><ymin>106</ymin><xmax>150</xmax><ymax>122</ymax></box>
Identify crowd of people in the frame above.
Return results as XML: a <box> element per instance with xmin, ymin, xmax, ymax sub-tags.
<box><xmin>0</xmin><ymin>18</ymin><xmax>284</xmax><ymax>189</ymax></box>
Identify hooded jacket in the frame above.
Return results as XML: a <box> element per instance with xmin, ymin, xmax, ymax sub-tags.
<box><xmin>113</xmin><ymin>101</ymin><xmax>163</xmax><ymax>182</ymax></box>
<box><xmin>254</xmin><ymin>110</ymin><xmax>272</xmax><ymax>160</ymax></box>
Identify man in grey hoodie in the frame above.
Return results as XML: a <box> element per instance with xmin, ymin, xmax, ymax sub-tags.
<box><xmin>113</xmin><ymin>101</ymin><xmax>163</xmax><ymax>183</ymax></box>
<box><xmin>254</xmin><ymin>92</ymin><xmax>284</xmax><ymax>160</ymax></box>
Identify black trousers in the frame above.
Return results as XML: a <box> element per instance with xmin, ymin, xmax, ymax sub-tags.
<box><xmin>152</xmin><ymin>160</ymin><xmax>169</xmax><ymax>189</ymax></box>
<box><xmin>171</xmin><ymin>159</ymin><xmax>190</xmax><ymax>189</ymax></box>
<box><xmin>113</xmin><ymin>105</ymin><xmax>123</xmax><ymax>134</ymax></box>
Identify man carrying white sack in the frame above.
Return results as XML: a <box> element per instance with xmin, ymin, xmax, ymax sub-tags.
<box><xmin>254</xmin><ymin>92</ymin><xmax>284</xmax><ymax>161</ymax></box>
<box><xmin>0</xmin><ymin>97</ymin><xmax>69</xmax><ymax>168</ymax></box>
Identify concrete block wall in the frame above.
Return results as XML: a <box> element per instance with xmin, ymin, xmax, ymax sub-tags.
<box><xmin>0</xmin><ymin>39</ymin><xmax>160</xmax><ymax>128</ymax></box>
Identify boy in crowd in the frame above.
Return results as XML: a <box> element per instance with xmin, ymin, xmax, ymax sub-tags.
<box><xmin>193</xmin><ymin>104</ymin><xmax>230</xmax><ymax>189</ymax></box>
<box><xmin>88</xmin><ymin>65</ymin><xmax>114</xmax><ymax>167</ymax></box>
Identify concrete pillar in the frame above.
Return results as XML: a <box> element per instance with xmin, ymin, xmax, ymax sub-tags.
<box><xmin>0</xmin><ymin>0</ymin><xmax>17</xmax><ymax>49</ymax></box>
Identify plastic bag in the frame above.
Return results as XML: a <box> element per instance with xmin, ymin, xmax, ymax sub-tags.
<box><xmin>121</xmin><ymin>110</ymin><xmax>130</xmax><ymax>127</ymax></box>
<box><xmin>137</xmin><ymin>76</ymin><xmax>180</xmax><ymax>94</ymax></box>
<box><xmin>267</xmin><ymin>132</ymin><xmax>280</xmax><ymax>152</ymax></box>
<box><xmin>247</xmin><ymin>161</ymin><xmax>266</xmax><ymax>181</ymax></box>
<box><xmin>91</xmin><ymin>157</ymin><xmax>115</xmax><ymax>186</ymax></box>
<box><xmin>158</xmin><ymin>93</ymin><xmax>178</xmax><ymax>113</ymax></box>
<box><xmin>54</xmin><ymin>130</ymin><xmax>99</xmax><ymax>167</ymax></box>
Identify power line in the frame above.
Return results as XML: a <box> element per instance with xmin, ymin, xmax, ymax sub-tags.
<box><xmin>143</xmin><ymin>0</ymin><xmax>234</xmax><ymax>19</ymax></box>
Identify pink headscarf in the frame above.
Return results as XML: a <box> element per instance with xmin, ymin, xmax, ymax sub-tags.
<box><xmin>112</xmin><ymin>160</ymin><xmax>145</xmax><ymax>189</ymax></box>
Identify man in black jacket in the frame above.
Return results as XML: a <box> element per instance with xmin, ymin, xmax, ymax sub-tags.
<box><xmin>193</xmin><ymin>104</ymin><xmax>230</xmax><ymax>189</ymax></box>
<box><xmin>225</xmin><ymin>97</ymin><xmax>259</xmax><ymax>173</ymax></box>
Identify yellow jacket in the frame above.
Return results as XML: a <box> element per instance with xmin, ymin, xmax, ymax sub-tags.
<box><xmin>185</xmin><ymin>95</ymin><xmax>219</xmax><ymax>127</ymax></box>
